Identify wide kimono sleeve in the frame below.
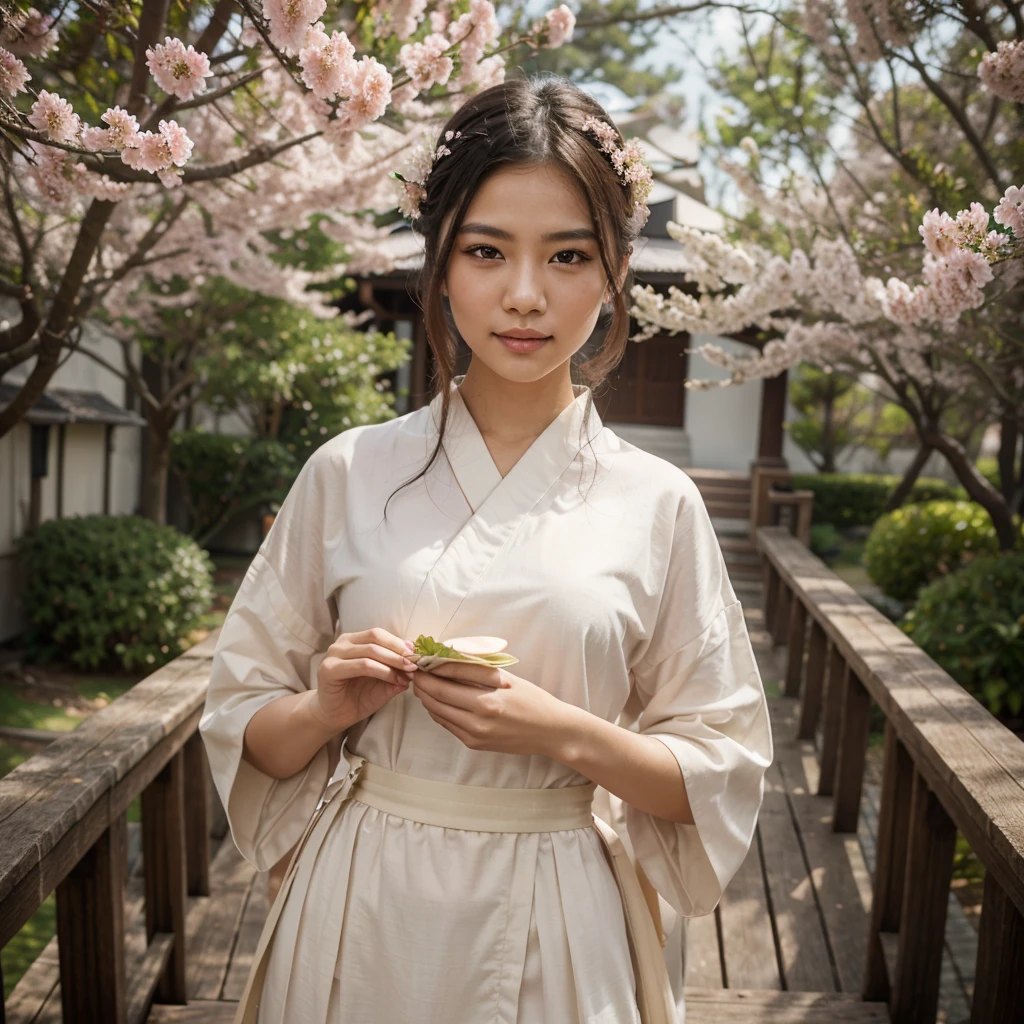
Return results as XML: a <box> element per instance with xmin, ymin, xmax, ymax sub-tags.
<box><xmin>625</xmin><ymin>472</ymin><xmax>773</xmax><ymax>918</ymax></box>
<box><xmin>198</xmin><ymin>447</ymin><xmax>342</xmax><ymax>872</ymax></box>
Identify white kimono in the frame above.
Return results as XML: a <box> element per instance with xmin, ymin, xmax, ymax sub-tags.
<box><xmin>200</xmin><ymin>378</ymin><xmax>773</xmax><ymax>1024</ymax></box>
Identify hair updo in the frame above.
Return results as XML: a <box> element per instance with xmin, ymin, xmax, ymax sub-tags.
<box><xmin>386</xmin><ymin>75</ymin><xmax>643</xmax><ymax>515</ymax></box>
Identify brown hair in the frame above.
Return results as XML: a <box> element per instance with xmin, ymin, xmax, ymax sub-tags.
<box><xmin>386</xmin><ymin>74</ymin><xmax>643</xmax><ymax>515</ymax></box>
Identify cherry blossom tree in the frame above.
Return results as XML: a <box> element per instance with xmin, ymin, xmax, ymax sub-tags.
<box><xmin>0</xmin><ymin>0</ymin><xmax>577</xmax><ymax>437</ymax></box>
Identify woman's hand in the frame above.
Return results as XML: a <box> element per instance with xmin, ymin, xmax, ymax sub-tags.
<box><xmin>411</xmin><ymin>663</ymin><xmax>574</xmax><ymax>758</ymax></box>
<box><xmin>312</xmin><ymin>627</ymin><xmax>417</xmax><ymax>733</ymax></box>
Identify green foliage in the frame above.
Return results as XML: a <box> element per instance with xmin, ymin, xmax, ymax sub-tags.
<box><xmin>902</xmin><ymin>554</ymin><xmax>1024</xmax><ymax>720</ymax></box>
<box><xmin>809</xmin><ymin>522</ymin><xmax>843</xmax><ymax>558</ymax></box>
<box><xmin>197</xmin><ymin>284</ymin><xmax>411</xmax><ymax>460</ymax></box>
<box><xmin>171</xmin><ymin>431</ymin><xmax>297</xmax><ymax>546</ymax></box>
<box><xmin>19</xmin><ymin>517</ymin><xmax>214</xmax><ymax>671</ymax></box>
<box><xmin>787</xmin><ymin>367</ymin><xmax>915</xmax><ymax>472</ymax></box>
<box><xmin>863</xmin><ymin>501</ymin><xmax>999</xmax><ymax>602</ymax></box>
<box><xmin>791</xmin><ymin>473</ymin><xmax>964</xmax><ymax>529</ymax></box>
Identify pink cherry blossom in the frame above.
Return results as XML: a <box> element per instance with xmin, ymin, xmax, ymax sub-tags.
<box><xmin>0</xmin><ymin>8</ymin><xmax>58</xmax><ymax>59</ymax></box>
<box><xmin>348</xmin><ymin>55</ymin><xmax>393</xmax><ymax>121</ymax></box>
<box><xmin>159</xmin><ymin>120</ymin><xmax>194</xmax><ymax>166</ymax></box>
<box><xmin>979</xmin><ymin>40</ymin><xmax>1024</xmax><ymax>104</ymax></box>
<box><xmin>919</xmin><ymin>208</ymin><xmax>957</xmax><ymax>258</ymax></box>
<box><xmin>82</xmin><ymin>107</ymin><xmax>140</xmax><ymax>152</ymax></box>
<box><xmin>299</xmin><ymin>23</ymin><xmax>356</xmax><ymax>99</ymax></box>
<box><xmin>28</xmin><ymin>90</ymin><xmax>80</xmax><ymax>144</ymax></box>
<box><xmin>377</xmin><ymin>0</ymin><xmax>429</xmax><ymax>39</ymax></box>
<box><xmin>146</xmin><ymin>37</ymin><xmax>212</xmax><ymax>101</ymax></box>
<box><xmin>539</xmin><ymin>5</ymin><xmax>575</xmax><ymax>48</ymax></box>
<box><xmin>263</xmin><ymin>0</ymin><xmax>327</xmax><ymax>55</ymax></box>
<box><xmin>0</xmin><ymin>46</ymin><xmax>30</xmax><ymax>96</ymax></box>
<box><xmin>994</xmin><ymin>186</ymin><xmax>1024</xmax><ymax>239</ymax></box>
<box><xmin>398</xmin><ymin>33</ymin><xmax>453</xmax><ymax>90</ymax></box>
<box><xmin>448</xmin><ymin>0</ymin><xmax>498</xmax><ymax>68</ymax></box>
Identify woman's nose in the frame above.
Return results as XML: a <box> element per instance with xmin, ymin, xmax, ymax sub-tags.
<box><xmin>502</xmin><ymin>262</ymin><xmax>546</xmax><ymax>316</ymax></box>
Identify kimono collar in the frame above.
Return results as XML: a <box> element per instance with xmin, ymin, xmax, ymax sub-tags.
<box><xmin>427</xmin><ymin>376</ymin><xmax>604</xmax><ymax>513</ymax></box>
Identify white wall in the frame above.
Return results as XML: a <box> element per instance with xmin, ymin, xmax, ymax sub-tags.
<box><xmin>685</xmin><ymin>334</ymin><xmax>761</xmax><ymax>472</ymax></box>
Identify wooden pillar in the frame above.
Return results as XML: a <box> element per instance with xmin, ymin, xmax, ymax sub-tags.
<box><xmin>755</xmin><ymin>369</ymin><xmax>788</xmax><ymax>467</ymax></box>
<box><xmin>890</xmin><ymin>771</ymin><xmax>956</xmax><ymax>1024</ymax></box>
<box><xmin>411</xmin><ymin>312</ymin><xmax>428</xmax><ymax>410</ymax></box>
<box><xmin>183</xmin><ymin>732</ymin><xmax>211</xmax><ymax>897</ymax></box>
<box><xmin>971</xmin><ymin>871</ymin><xmax>1024</xmax><ymax>1022</ymax></box>
<box><xmin>56</xmin><ymin>422</ymin><xmax>66</xmax><ymax>518</ymax></box>
<box><xmin>818</xmin><ymin>646</ymin><xmax>846</xmax><ymax>797</ymax></box>
<box><xmin>833</xmin><ymin>669</ymin><xmax>871</xmax><ymax>833</ymax></box>
<box><xmin>797</xmin><ymin>619</ymin><xmax>828</xmax><ymax>740</ymax></box>
<box><xmin>863</xmin><ymin>722</ymin><xmax>914</xmax><ymax>1001</ymax></box>
<box><xmin>103</xmin><ymin>423</ymin><xmax>115</xmax><ymax>515</ymax></box>
<box><xmin>762</xmin><ymin>560</ymin><xmax>779</xmax><ymax>634</ymax></box>
<box><xmin>142</xmin><ymin>748</ymin><xmax>188</xmax><ymax>1003</ymax></box>
<box><xmin>771</xmin><ymin>579</ymin><xmax>791</xmax><ymax>647</ymax></box>
<box><xmin>56</xmin><ymin>814</ymin><xmax>128</xmax><ymax>1024</ymax></box>
<box><xmin>784</xmin><ymin>597</ymin><xmax>807</xmax><ymax>698</ymax></box>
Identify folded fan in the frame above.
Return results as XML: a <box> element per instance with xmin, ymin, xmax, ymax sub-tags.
<box><xmin>410</xmin><ymin>635</ymin><xmax>519</xmax><ymax>672</ymax></box>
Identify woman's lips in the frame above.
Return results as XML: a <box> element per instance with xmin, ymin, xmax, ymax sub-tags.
<box><xmin>494</xmin><ymin>332</ymin><xmax>551</xmax><ymax>353</ymax></box>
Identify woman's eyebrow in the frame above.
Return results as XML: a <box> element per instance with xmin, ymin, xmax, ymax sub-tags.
<box><xmin>458</xmin><ymin>222</ymin><xmax>597</xmax><ymax>243</ymax></box>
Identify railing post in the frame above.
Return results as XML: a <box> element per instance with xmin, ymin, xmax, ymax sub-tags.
<box><xmin>863</xmin><ymin>722</ymin><xmax>914</xmax><ymax>1001</ymax></box>
<box><xmin>56</xmin><ymin>814</ymin><xmax>127</xmax><ymax>1024</ymax></box>
<box><xmin>817</xmin><ymin>647</ymin><xmax>846</xmax><ymax>797</ymax></box>
<box><xmin>784</xmin><ymin>596</ymin><xmax>807</xmax><ymax>698</ymax></box>
<box><xmin>184</xmin><ymin>731</ymin><xmax>211</xmax><ymax>897</ymax></box>
<box><xmin>762</xmin><ymin>557</ymin><xmax>779</xmax><ymax>633</ymax></box>
<box><xmin>142</xmin><ymin>747</ymin><xmax>189</xmax><ymax>1003</ymax></box>
<box><xmin>797</xmin><ymin>619</ymin><xmax>828</xmax><ymax>739</ymax></box>
<box><xmin>771</xmin><ymin>579</ymin><xmax>791</xmax><ymax>647</ymax></box>
<box><xmin>833</xmin><ymin>669</ymin><xmax>871</xmax><ymax>833</ymax></box>
<box><xmin>890</xmin><ymin>770</ymin><xmax>956</xmax><ymax>1023</ymax></box>
<box><xmin>971</xmin><ymin>871</ymin><xmax>1024</xmax><ymax>1022</ymax></box>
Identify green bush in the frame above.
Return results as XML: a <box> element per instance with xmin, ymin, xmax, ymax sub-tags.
<box><xmin>902</xmin><ymin>553</ymin><xmax>1024</xmax><ymax>719</ymax></box>
<box><xmin>809</xmin><ymin>522</ymin><xmax>843</xmax><ymax>558</ymax></box>
<box><xmin>791</xmin><ymin>473</ymin><xmax>964</xmax><ymax>529</ymax></box>
<box><xmin>171</xmin><ymin>430</ymin><xmax>297</xmax><ymax>546</ymax></box>
<box><xmin>863</xmin><ymin>501</ymin><xmax>999</xmax><ymax>602</ymax></box>
<box><xmin>20</xmin><ymin>516</ymin><xmax>214</xmax><ymax>671</ymax></box>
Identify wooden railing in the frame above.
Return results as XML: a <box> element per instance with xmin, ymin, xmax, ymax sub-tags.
<box><xmin>0</xmin><ymin>634</ymin><xmax>221</xmax><ymax>1024</ymax></box>
<box><xmin>758</xmin><ymin>525</ymin><xmax>1024</xmax><ymax>1023</ymax></box>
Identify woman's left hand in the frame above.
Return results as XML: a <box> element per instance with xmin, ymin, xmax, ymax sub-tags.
<box><xmin>411</xmin><ymin>664</ymin><xmax>575</xmax><ymax>758</ymax></box>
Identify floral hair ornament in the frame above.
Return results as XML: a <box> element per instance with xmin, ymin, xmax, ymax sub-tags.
<box><xmin>393</xmin><ymin>128</ymin><xmax>463</xmax><ymax>221</ymax></box>
<box><xmin>581</xmin><ymin>116</ymin><xmax>654</xmax><ymax>234</ymax></box>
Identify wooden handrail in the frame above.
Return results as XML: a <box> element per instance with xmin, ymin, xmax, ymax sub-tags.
<box><xmin>757</xmin><ymin>525</ymin><xmax>1024</xmax><ymax>1023</ymax></box>
<box><xmin>0</xmin><ymin>633</ymin><xmax>221</xmax><ymax>1024</ymax></box>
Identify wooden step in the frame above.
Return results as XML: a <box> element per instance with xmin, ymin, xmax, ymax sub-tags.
<box><xmin>686</xmin><ymin>469</ymin><xmax>752</xmax><ymax>486</ymax></box>
<box><xmin>147</xmin><ymin>990</ymin><xmax>889</xmax><ymax>1024</ymax></box>
<box><xmin>704</xmin><ymin>501</ymin><xmax>752</xmax><ymax>520</ymax></box>
<box><xmin>684</xmin><ymin>989</ymin><xmax>889</xmax><ymax>1022</ymax></box>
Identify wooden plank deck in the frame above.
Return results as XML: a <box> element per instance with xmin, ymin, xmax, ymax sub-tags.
<box><xmin>5</xmin><ymin>591</ymin><xmax>976</xmax><ymax>1023</ymax></box>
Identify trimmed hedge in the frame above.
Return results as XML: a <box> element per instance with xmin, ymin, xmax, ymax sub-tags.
<box><xmin>902</xmin><ymin>553</ymin><xmax>1024</xmax><ymax>720</ymax></box>
<box><xmin>863</xmin><ymin>500</ymin><xmax>999</xmax><ymax>602</ymax></box>
<box><xmin>791</xmin><ymin>473</ymin><xmax>964</xmax><ymax>529</ymax></box>
<box><xmin>20</xmin><ymin>516</ymin><xmax>214</xmax><ymax>671</ymax></box>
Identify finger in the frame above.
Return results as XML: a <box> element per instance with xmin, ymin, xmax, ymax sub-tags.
<box><xmin>412</xmin><ymin>671</ymin><xmax>484</xmax><ymax>711</ymax></box>
<box><xmin>325</xmin><ymin>656</ymin><xmax>412</xmax><ymax>688</ymax></box>
<box><xmin>430</xmin><ymin>662</ymin><xmax>506</xmax><ymax>688</ymax></box>
<box><xmin>346</xmin><ymin>642</ymin><xmax>417</xmax><ymax>673</ymax></box>
<box><xmin>413</xmin><ymin>678</ymin><xmax>485</xmax><ymax>729</ymax></box>
<box><xmin>350</xmin><ymin>627</ymin><xmax>414</xmax><ymax>657</ymax></box>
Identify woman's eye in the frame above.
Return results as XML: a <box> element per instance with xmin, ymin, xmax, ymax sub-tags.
<box><xmin>467</xmin><ymin>245</ymin><xmax>501</xmax><ymax>260</ymax></box>
<box><xmin>552</xmin><ymin>249</ymin><xmax>590</xmax><ymax>265</ymax></box>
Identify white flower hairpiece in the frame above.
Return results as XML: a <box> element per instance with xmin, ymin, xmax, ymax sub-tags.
<box><xmin>393</xmin><ymin>128</ymin><xmax>462</xmax><ymax>221</ymax></box>
<box><xmin>581</xmin><ymin>116</ymin><xmax>654</xmax><ymax>233</ymax></box>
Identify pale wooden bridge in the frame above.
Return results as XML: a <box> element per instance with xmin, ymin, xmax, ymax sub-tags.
<box><xmin>2</xmin><ymin>525</ymin><xmax>1021</xmax><ymax>1023</ymax></box>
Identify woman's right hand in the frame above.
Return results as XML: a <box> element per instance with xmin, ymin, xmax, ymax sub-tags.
<box><xmin>311</xmin><ymin>627</ymin><xmax>417</xmax><ymax>732</ymax></box>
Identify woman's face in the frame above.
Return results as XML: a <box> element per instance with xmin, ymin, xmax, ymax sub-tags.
<box><xmin>443</xmin><ymin>162</ymin><xmax>617</xmax><ymax>385</ymax></box>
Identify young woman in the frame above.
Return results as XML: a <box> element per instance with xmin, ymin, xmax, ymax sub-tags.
<box><xmin>200</xmin><ymin>76</ymin><xmax>772</xmax><ymax>1024</ymax></box>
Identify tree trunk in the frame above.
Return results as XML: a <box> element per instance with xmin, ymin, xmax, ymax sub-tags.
<box><xmin>142</xmin><ymin>414</ymin><xmax>173</xmax><ymax>524</ymax></box>
<box><xmin>885</xmin><ymin>445</ymin><xmax>933</xmax><ymax>513</ymax></box>
<box><xmin>821</xmin><ymin>387</ymin><xmax>836</xmax><ymax>473</ymax></box>
<box><xmin>923</xmin><ymin>426</ymin><xmax>1019</xmax><ymax>551</ymax></box>
<box><xmin>998</xmin><ymin>415</ymin><xmax>1018</xmax><ymax>507</ymax></box>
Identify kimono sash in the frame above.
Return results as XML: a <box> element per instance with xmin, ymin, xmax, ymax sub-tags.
<box><xmin>233</xmin><ymin>758</ymin><xmax>676</xmax><ymax>1024</ymax></box>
